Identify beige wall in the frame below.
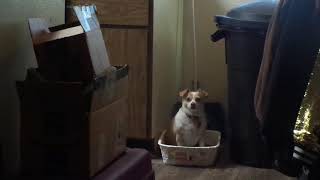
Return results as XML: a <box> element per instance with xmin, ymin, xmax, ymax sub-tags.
<box><xmin>182</xmin><ymin>0</ymin><xmax>255</xmax><ymax>108</ymax></box>
<box><xmin>152</xmin><ymin>0</ymin><xmax>183</xmax><ymax>138</ymax></box>
<box><xmin>0</xmin><ymin>0</ymin><xmax>65</xmax><ymax>175</ymax></box>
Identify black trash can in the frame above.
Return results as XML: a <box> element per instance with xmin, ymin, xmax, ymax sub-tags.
<box><xmin>211</xmin><ymin>1</ymin><xmax>278</xmax><ymax>167</ymax></box>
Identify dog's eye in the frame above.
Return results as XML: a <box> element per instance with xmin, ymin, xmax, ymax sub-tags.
<box><xmin>186</xmin><ymin>97</ymin><xmax>191</xmax><ymax>102</ymax></box>
<box><xmin>195</xmin><ymin>98</ymin><xmax>201</xmax><ymax>102</ymax></box>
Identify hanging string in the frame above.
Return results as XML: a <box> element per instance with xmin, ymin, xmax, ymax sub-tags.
<box><xmin>175</xmin><ymin>0</ymin><xmax>183</xmax><ymax>91</ymax></box>
<box><xmin>192</xmin><ymin>0</ymin><xmax>199</xmax><ymax>90</ymax></box>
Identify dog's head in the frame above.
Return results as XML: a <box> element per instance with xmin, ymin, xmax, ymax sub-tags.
<box><xmin>179</xmin><ymin>89</ymin><xmax>208</xmax><ymax>111</ymax></box>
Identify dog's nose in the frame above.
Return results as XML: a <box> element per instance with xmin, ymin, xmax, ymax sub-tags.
<box><xmin>191</xmin><ymin>102</ymin><xmax>196</xmax><ymax>109</ymax></box>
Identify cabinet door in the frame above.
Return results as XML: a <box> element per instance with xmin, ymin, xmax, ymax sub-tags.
<box><xmin>101</xmin><ymin>28</ymin><xmax>149</xmax><ymax>138</ymax></box>
<box><xmin>66</xmin><ymin>0</ymin><xmax>149</xmax><ymax>26</ymax></box>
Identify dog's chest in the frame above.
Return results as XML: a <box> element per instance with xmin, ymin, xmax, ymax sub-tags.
<box><xmin>174</xmin><ymin>110</ymin><xmax>206</xmax><ymax>146</ymax></box>
<box><xmin>176</xmin><ymin>116</ymin><xmax>202</xmax><ymax>131</ymax></box>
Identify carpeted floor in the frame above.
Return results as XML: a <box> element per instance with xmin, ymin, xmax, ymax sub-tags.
<box><xmin>152</xmin><ymin>159</ymin><xmax>296</xmax><ymax>180</ymax></box>
<box><xmin>152</xmin><ymin>143</ymin><xmax>297</xmax><ymax>180</ymax></box>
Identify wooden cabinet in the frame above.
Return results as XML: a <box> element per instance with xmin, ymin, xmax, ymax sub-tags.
<box><xmin>67</xmin><ymin>0</ymin><xmax>149</xmax><ymax>25</ymax></box>
<box><xmin>66</xmin><ymin>0</ymin><xmax>153</xmax><ymax>140</ymax></box>
<box><xmin>102</xmin><ymin>29</ymin><xmax>149</xmax><ymax>138</ymax></box>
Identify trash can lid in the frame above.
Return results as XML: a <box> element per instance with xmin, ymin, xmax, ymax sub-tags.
<box><xmin>215</xmin><ymin>0</ymin><xmax>278</xmax><ymax>31</ymax></box>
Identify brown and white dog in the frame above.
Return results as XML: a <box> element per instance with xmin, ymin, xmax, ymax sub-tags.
<box><xmin>173</xmin><ymin>89</ymin><xmax>208</xmax><ymax>147</ymax></box>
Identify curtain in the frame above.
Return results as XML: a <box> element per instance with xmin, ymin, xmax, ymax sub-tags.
<box><xmin>254</xmin><ymin>0</ymin><xmax>320</xmax><ymax>176</ymax></box>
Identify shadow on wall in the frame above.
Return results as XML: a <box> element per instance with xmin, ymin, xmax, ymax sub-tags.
<box><xmin>0</xmin><ymin>0</ymin><xmax>64</xmax><ymax>176</ymax></box>
<box><xmin>0</xmin><ymin>21</ymin><xmax>38</xmax><ymax>177</ymax></box>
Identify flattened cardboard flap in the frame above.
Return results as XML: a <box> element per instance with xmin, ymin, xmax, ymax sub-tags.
<box><xmin>28</xmin><ymin>5</ymin><xmax>111</xmax><ymax>81</ymax></box>
<box><xmin>28</xmin><ymin>18</ymin><xmax>50</xmax><ymax>39</ymax></box>
<box><xmin>73</xmin><ymin>5</ymin><xmax>99</xmax><ymax>32</ymax></box>
<box><xmin>73</xmin><ymin>5</ymin><xmax>110</xmax><ymax>76</ymax></box>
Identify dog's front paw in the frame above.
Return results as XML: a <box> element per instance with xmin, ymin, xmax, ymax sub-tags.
<box><xmin>176</xmin><ymin>134</ymin><xmax>185</xmax><ymax>146</ymax></box>
<box><xmin>199</xmin><ymin>138</ymin><xmax>205</xmax><ymax>147</ymax></box>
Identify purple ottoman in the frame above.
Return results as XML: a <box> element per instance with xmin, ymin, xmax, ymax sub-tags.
<box><xmin>93</xmin><ymin>148</ymin><xmax>154</xmax><ymax>180</ymax></box>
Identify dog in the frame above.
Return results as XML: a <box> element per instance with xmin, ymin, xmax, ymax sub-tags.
<box><xmin>172</xmin><ymin>89</ymin><xmax>208</xmax><ymax>147</ymax></box>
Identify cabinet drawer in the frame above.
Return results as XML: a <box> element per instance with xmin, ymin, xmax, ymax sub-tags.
<box><xmin>66</xmin><ymin>0</ymin><xmax>149</xmax><ymax>26</ymax></box>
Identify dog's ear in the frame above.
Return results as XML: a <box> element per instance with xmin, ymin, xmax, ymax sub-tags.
<box><xmin>198</xmin><ymin>89</ymin><xmax>209</xmax><ymax>98</ymax></box>
<box><xmin>179</xmin><ymin>89</ymin><xmax>190</xmax><ymax>98</ymax></box>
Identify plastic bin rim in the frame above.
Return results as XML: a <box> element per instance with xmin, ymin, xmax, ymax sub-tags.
<box><xmin>158</xmin><ymin>130</ymin><xmax>221</xmax><ymax>149</ymax></box>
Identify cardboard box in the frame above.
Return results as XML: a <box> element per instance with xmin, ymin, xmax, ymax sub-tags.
<box><xmin>28</xmin><ymin>6</ymin><xmax>110</xmax><ymax>82</ymax></box>
<box><xmin>89</xmin><ymin>66</ymin><xmax>129</xmax><ymax>112</ymax></box>
<box><xmin>18</xmin><ymin>66</ymin><xmax>128</xmax><ymax>179</ymax></box>
<box><xmin>19</xmin><ymin>98</ymin><xmax>128</xmax><ymax>179</ymax></box>
<box><xmin>19</xmin><ymin>6</ymin><xmax>129</xmax><ymax>178</ymax></box>
<box><xmin>90</xmin><ymin>97</ymin><xmax>128</xmax><ymax>175</ymax></box>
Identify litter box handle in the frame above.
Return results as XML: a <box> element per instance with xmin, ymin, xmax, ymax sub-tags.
<box><xmin>211</xmin><ymin>30</ymin><xmax>226</xmax><ymax>42</ymax></box>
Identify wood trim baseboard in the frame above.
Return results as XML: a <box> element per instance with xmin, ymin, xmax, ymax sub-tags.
<box><xmin>127</xmin><ymin>138</ymin><xmax>155</xmax><ymax>152</ymax></box>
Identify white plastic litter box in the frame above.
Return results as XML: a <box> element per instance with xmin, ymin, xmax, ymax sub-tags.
<box><xmin>158</xmin><ymin>130</ymin><xmax>221</xmax><ymax>166</ymax></box>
